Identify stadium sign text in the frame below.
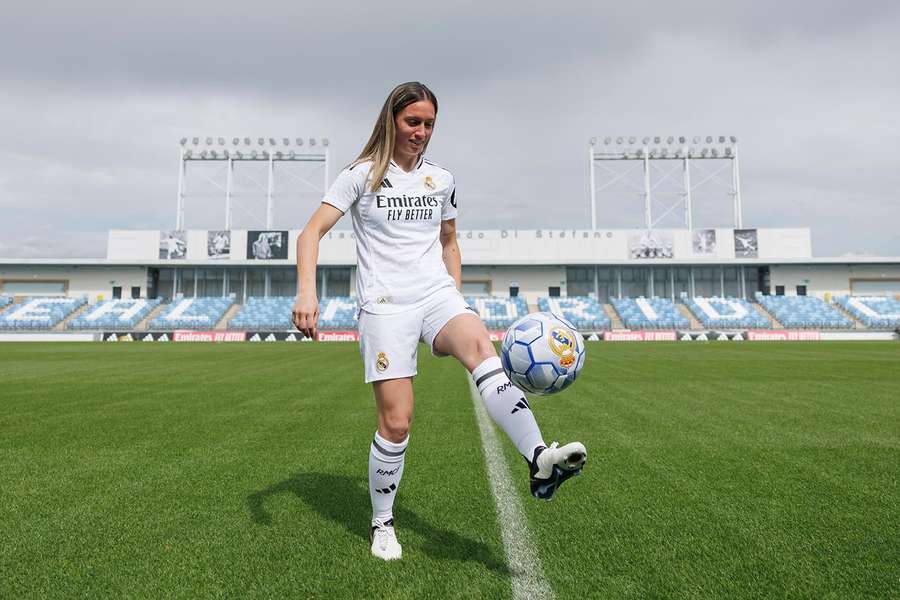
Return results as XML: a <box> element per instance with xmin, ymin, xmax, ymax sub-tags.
<box><xmin>173</xmin><ymin>330</ymin><xmax>246</xmax><ymax>342</ymax></box>
<box><xmin>746</xmin><ymin>330</ymin><xmax>821</xmax><ymax>341</ymax></box>
<box><xmin>603</xmin><ymin>330</ymin><xmax>678</xmax><ymax>342</ymax></box>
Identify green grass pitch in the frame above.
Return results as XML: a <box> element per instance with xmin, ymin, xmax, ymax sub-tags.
<box><xmin>1</xmin><ymin>342</ymin><xmax>898</xmax><ymax>598</ymax></box>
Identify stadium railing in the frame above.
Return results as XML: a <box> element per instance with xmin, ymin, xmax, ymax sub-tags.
<box><xmin>67</xmin><ymin>298</ymin><xmax>163</xmax><ymax>330</ymax></box>
<box><xmin>756</xmin><ymin>293</ymin><xmax>853</xmax><ymax>329</ymax></box>
<box><xmin>148</xmin><ymin>295</ymin><xmax>235</xmax><ymax>330</ymax></box>
<box><xmin>609</xmin><ymin>297</ymin><xmax>690</xmax><ymax>329</ymax></box>
<box><xmin>833</xmin><ymin>296</ymin><xmax>900</xmax><ymax>329</ymax></box>
<box><xmin>465</xmin><ymin>296</ymin><xmax>529</xmax><ymax>330</ymax></box>
<box><xmin>0</xmin><ymin>296</ymin><xmax>88</xmax><ymax>330</ymax></box>
<box><xmin>537</xmin><ymin>296</ymin><xmax>611</xmax><ymax>331</ymax></box>
<box><xmin>685</xmin><ymin>296</ymin><xmax>771</xmax><ymax>329</ymax></box>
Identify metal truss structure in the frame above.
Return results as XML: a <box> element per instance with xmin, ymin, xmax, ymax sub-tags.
<box><xmin>588</xmin><ymin>135</ymin><xmax>742</xmax><ymax>231</ymax></box>
<box><xmin>175</xmin><ymin>137</ymin><xmax>331</xmax><ymax>230</ymax></box>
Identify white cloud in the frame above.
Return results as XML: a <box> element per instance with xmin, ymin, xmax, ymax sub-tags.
<box><xmin>1</xmin><ymin>1</ymin><xmax>898</xmax><ymax>257</ymax></box>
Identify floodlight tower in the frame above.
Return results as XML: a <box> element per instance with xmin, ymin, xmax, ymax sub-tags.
<box><xmin>175</xmin><ymin>136</ymin><xmax>331</xmax><ymax>230</ymax></box>
<box><xmin>588</xmin><ymin>135</ymin><xmax>742</xmax><ymax>231</ymax></box>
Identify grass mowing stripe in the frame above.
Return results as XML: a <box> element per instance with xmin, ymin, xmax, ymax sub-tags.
<box><xmin>468</xmin><ymin>377</ymin><xmax>554</xmax><ymax>600</ymax></box>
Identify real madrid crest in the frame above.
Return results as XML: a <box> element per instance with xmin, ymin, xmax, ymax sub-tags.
<box><xmin>548</xmin><ymin>327</ymin><xmax>577</xmax><ymax>368</ymax></box>
<box><xmin>376</xmin><ymin>352</ymin><xmax>390</xmax><ymax>373</ymax></box>
<box><xmin>424</xmin><ymin>175</ymin><xmax>436</xmax><ymax>190</ymax></box>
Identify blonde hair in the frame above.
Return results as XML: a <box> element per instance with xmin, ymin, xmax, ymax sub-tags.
<box><xmin>354</xmin><ymin>82</ymin><xmax>438</xmax><ymax>192</ymax></box>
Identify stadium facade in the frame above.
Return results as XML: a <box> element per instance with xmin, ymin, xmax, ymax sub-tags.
<box><xmin>2</xmin><ymin>135</ymin><xmax>899</xmax><ymax>340</ymax></box>
<box><xmin>1</xmin><ymin>226</ymin><xmax>898</xmax><ymax>303</ymax></box>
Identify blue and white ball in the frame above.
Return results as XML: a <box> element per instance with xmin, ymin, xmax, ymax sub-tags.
<box><xmin>500</xmin><ymin>311</ymin><xmax>585</xmax><ymax>395</ymax></box>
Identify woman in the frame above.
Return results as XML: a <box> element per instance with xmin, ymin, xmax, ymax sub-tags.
<box><xmin>292</xmin><ymin>82</ymin><xmax>586</xmax><ymax>561</ymax></box>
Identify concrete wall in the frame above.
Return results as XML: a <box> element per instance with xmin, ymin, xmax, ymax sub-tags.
<box><xmin>0</xmin><ymin>265</ymin><xmax>147</xmax><ymax>302</ymax></box>
<box><xmin>462</xmin><ymin>265</ymin><xmax>566</xmax><ymax>305</ymax></box>
<box><xmin>109</xmin><ymin>227</ymin><xmax>815</xmax><ymax>264</ymax></box>
<box><xmin>769</xmin><ymin>264</ymin><xmax>900</xmax><ymax>297</ymax></box>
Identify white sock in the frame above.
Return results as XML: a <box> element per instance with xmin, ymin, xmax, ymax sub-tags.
<box><xmin>369</xmin><ymin>431</ymin><xmax>407</xmax><ymax>525</ymax></box>
<box><xmin>472</xmin><ymin>356</ymin><xmax>546</xmax><ymax>460</ymax></box>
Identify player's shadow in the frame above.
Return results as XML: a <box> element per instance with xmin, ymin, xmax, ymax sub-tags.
<box><xmin>247</xmin><ymin>472</ymin><xmax>507</xmax><ymax>573</ymax></box>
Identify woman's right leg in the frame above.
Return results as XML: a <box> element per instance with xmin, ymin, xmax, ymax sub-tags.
<box><xmin>367</xmin><ymin>377</ymin><xmax>413</xmax><ymax>561</ymax></box>
<box><xmin>358</xmin><ymin>308</ymin><xmax>421</xmax><ymax>559</ymax></box>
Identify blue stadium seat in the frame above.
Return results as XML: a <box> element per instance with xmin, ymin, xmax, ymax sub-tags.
<box><xmin>685</xmin><ymin>296</ymin><xmax>771</xmax><ymax>329</ymax></box>
<box><xmin>537</xmin><ymin>296</ymin><xmax>610</xmax><ymax>331</ymax></box>
<box><xmin>68</xmin><ymin>298</ymin><xmax>162</xmax><ymax>329</ymax></box>
<box><xmin>230</xmin><ymin>296</ymin><xmax>294</xmax><ymax>330</ymax></box>
<box><xmin>149</xmin><ymin>295</ymin><xmax>235</xmax><ymax>330</ymax></box>
<box><xmin>317</xmin><ymin>297</ymin><xmax>358</xmax><ymax>329</ymax></box>
<box><xmin>833</xmin><ymin>296</ymin><xmax>900</xmax><ymax>329</ymax></box>
<box><xmin>229</xmin><ymin>296</ymin><xmax>358</xmax><ymax>330</ymax></box>
<box><xmin>756</xmin><ymin>294</ymin><xmax>853</xmax><ymax>329</ymax></box>
<box><xmin>0</xmin><ymin>296</ymin><xmax>88</xmax><ymax>330</ymax></box>
<box><xmin>609</xmin><ymin>297</ymin><xmax>690</xmax><ymax>329</ymax></box>
<box><xmin>465</xmin><ymin>296</ymin><xmax>528</xmax><ymax>329</ymax></box>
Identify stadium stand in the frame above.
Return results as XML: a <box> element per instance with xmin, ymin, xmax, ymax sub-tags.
<box><xmin>756</xmin><ymin>293</ymin><xmax>853</xmax><ymax>329</ymax></box>
<box><xmin>0</xmin><ymin>296</ymin><xmax>88</xmax><ymax>330</ymax></box>
<box><xmin>833</xmin><ymin>296</ymin><xmax>900</xmax><ymax>328</ymax></box>
<box><xmin>229</xmin><ymin>296</ymin><xmax>358</xmax><ymax>330</ymax></box>
<box><xmin>610</xmin><ymin>297</ymin><xmax>691</xmax><ymax>329</ymax></box>
<box><xmin>317</xmin><ymin>297</ymin><xmax>359</xmax><ymax>329</ymax></box>
<box><xmin>537</xmin><ymin>296</ymin><xmax>611</xmax><ymax>331</ymax></box>
<box><xmin>0</xmin><ymin>294</ymin><xmax>12</xmax><ymax>310</ymax></box>
<box><xmin>148</xmin><ymin>296</ymin><xmax>234</xmax><ymax>330</ymax></box>
<box><xmin>68</xmin><ymin>298</ymin><xmax>163</xmax><ymax>330</ymax></box>
<box><xmin>465</xmin><ymin>296</ymin><xmax>529</xmax><ymax>329</ymax></box>
<box><xmin>230</xmin><ymin>296</ymin><xmax>293</xmax><ymax>330</ymax></box>
<box><xmin>685</xmin><ymin>296</ymin><xmax>771</xmax><ymax>329</ymax></box>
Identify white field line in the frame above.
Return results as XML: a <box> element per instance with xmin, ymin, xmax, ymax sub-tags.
<box><xmin>468</xmin><ymin>377</ymin><xmax>554</xmax><ymax>600</ymax></box>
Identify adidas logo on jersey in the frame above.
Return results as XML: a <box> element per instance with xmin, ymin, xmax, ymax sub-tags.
<box><xmin>381</xmin><ymin>178</ymin><xmax>392</xmax><ymax>189</ymax></box>
<box><xmin>511</xmin><ymin>397</ymin><xmax>530</xmax><ymax>414</ymax></box>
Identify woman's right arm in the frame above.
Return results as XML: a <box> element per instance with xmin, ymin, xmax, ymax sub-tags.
<box><xmin>292</xmin><ymin>203</ymin><xmax>345</xmax><ymax>339</ymax></box>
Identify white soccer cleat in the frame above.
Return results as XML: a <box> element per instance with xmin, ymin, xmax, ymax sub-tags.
<box><xmin>370</xmin><ymin>519</ymin><xmax>402</xmax><ymax>560</ymax></box>
<box><xmin>529</xmin><ymin>441</ymin><xmax>587</xmax><ymax>500</ymax></box>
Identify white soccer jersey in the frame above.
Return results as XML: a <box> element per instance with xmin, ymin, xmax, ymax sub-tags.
<box><xmin>322</xmin><ymin>156</ymin><xmax>458</xmax><ymax>314</ymax></box>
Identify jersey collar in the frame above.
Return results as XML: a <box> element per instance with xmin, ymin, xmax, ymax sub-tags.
<box><xmin>389</xmin><ymin>155</ymin><xmax>425</xmax><ymax>174</ymax></box>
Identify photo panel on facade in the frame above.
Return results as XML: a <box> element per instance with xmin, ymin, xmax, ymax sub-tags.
<box><xmin>733</xmin><ymin>229</ymin><xmax>759</xmax><ymax>258</ymax></box>
<box><xmin>207</xmin><ymin>230</ymin><xmax>231</xmax><ymax>259</ymax></box>
<box><xmin>159</xmin><ymin>230</ymin><xmax>187</xmax><ymax>260</ymax></box>
<box><xmin>628</xmin><ymin>230</ymin><xmax>674</xmax><ymax>259</ymax></box>
<box><xmin>246</xmin><ymin>230</ymin><xmax>288</xmax><ymax>260</ymax></box>
<box><xmin>692</xmin><ymin>229</ymin><xmax>717</xmax><ymax>256</ymax></box>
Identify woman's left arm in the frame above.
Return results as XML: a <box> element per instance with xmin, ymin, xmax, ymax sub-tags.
<box><xmin>440</xmin><ymin>218</ymin><xmax>461</xmax><ymax>290</ymax></box>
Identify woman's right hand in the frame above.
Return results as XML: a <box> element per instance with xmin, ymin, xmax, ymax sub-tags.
<box><xmin>292</xmin><ymin>292</ymin><xmax>319</xmax><ymax>340</ymax></box>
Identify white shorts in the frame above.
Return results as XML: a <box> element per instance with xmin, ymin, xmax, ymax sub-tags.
<box><xmin>358</xmin><ymin>287</ymin><xmax>475</xmax><ymax>383</ymax></box>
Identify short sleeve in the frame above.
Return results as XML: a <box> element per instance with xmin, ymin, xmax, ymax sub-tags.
<box><xmin>322</xmin><ymin>165</ymin><xmax>364</xmax><ymax>213</ymax></box>
<box><xmin>442</xmin><ymin>174</ymin><xmax>458</xmax><ymax>221</ymax></box>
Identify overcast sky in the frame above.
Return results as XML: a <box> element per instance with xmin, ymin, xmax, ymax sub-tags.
<box><xmin>1</xmin><ymin>1</ymin><xmax>898</xmax><ymax>258</ymax></box>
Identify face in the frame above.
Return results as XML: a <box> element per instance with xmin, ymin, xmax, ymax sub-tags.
<box><xmin>393</xmin><ymin>99</ymin><xmax>435</xmax><ymax>163</ymax></box>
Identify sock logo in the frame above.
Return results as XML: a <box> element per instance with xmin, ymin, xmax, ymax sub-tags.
<box><xmin>496</xmin><ymin>381</ymin><xmax>513</xmax><ymax>395</ymax></box>
<box><xmin>511</xmin><ymin>397</ymin><xmax>530</xmax><ymax>414</ymax></box>
<box><xmin>374</xmin><ymin>483</ymin><xmax>397</xmax><ymax>494</ymax></box>
<box><xmin>376</xmin><ymin>467</ymin><xmax>399</xmax><ymax>476</ymax></box>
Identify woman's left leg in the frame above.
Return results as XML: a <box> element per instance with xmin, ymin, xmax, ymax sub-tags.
<box><xmin>432</xmin><ymin>312</ymin><xmax>546</xmax><ymax>460</ymax></box>
<box><xmin>430</xmin><ymin>308</ymin><xmax>588</xmax><ymax>500</ymax></box>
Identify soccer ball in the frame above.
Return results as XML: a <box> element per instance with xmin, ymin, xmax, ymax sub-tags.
<box><xmin>500</xmin><ymin>312</ymin><xmax>585</xmax><ymax>395</ymax></box>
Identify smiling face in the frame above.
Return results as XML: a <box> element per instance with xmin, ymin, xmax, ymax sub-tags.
<box><xmin>392</xmin><ymin>99</ymin><xmax>436</xmax><ymax>168</ymax></box>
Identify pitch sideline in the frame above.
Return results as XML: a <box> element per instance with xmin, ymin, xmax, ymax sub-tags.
<box><xmin>467</xmin><ymin>377</ymin><xmax>554</xmax><ymax>600</ymax></box>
